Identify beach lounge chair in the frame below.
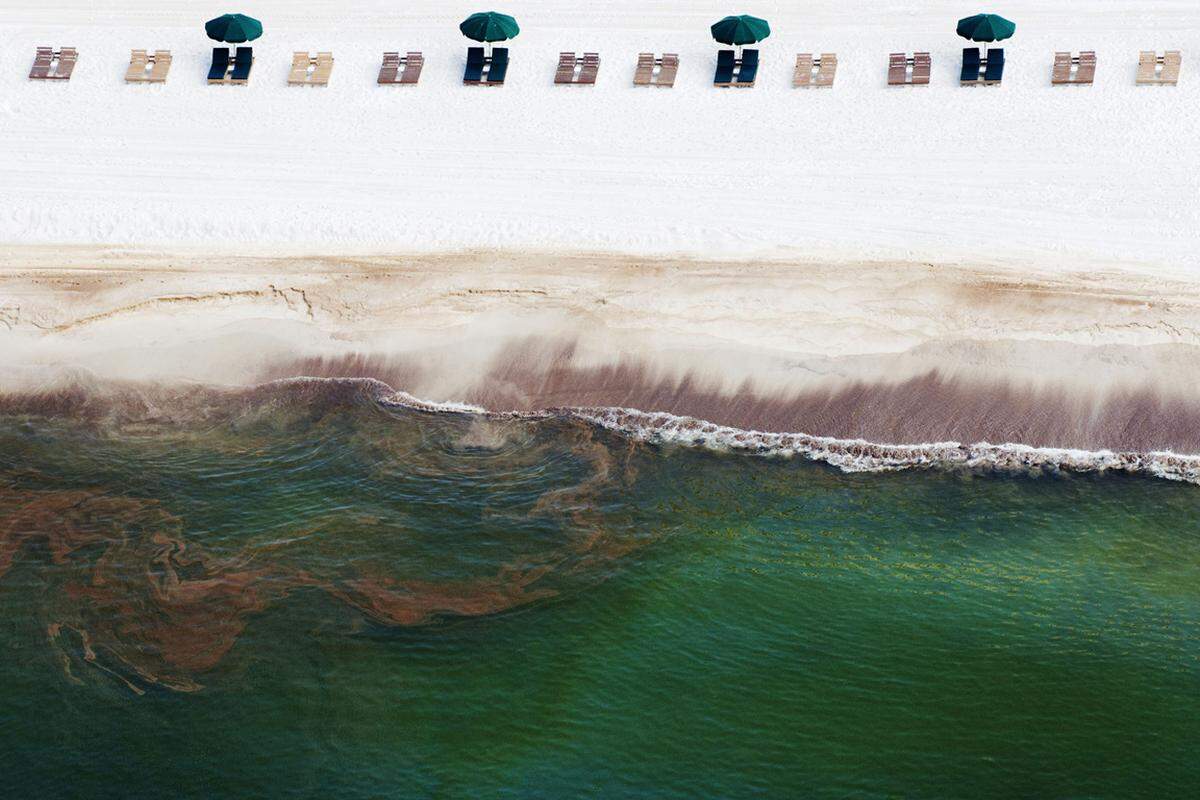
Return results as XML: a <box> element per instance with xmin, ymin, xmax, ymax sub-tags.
<box><xmin>1052</xmin><ymin>51</ymin><xmax>1096</xmax><ymax>85</ymax></box>
<box><xmin>311</xmin><ymin>52</ymin><xmax>334</xmax><ymax>85</ymax></box>
<box><xmin>794</xmin><ymin>53</ymin><xmax>837</xmax><ymax>88</ymax></box>
<box><xmin>889</xmin><ymin>52</ymin><xmax>930</xmax><ymax>86</ymax></box>
<box><xmin>288</xmin><ymin>52</ymin><xmax>311</xmax><ymax>84</ymax></box>
<box><xmin>399</xmin><ymin>52</ymin><xmax>424</xmax><ymax>84</ymax></box>
<box><xmin>207</xmin><ymin>47</ymin><xmax>231</xmax><ymax>83</ymax></box>
<box><xmin>126</xmin><ymin>49</ymin><xmax>149</xmax><ymax>82</ymax></box>
<box><xmin>554</xmin><ymin>52</ymin><xmax>600</xmax><ymax>85</ymax></box>
<box><xmin>288</xmin><ymin>52</ymin><xmax>333</xmax><ymax>86</ymax></box>
<box><xmin>30</xmin><ymin>47</ymin><xmax>76</xmax><ymax>81</ymax></box>
<box><xmin>634</xmin><ymin>53</ymin><xmax>678</xmax><ymax>87</ymax></box>
<box><xmin>961</xmin><ymin>47</ymin><xmax>982</xmax><ymax>83</ymax></box>
<box><xmin>487</xmin><ymin>48</ymin><xmax>509</xmax><ymax>85</ymax></box>
<box><xmin>464</xmin><ymin>47</ymin><xmax>485</xmax><ymax>84</ymax></box>
<box><xmin>658</xmin><ymin>53</ymin><xmax>679</xmax><ymax>87</ymax></box>
<box><xmin>378</xmin><ymin>52</ymin><xmax>401</xmax><ymax>84</ymax></box>
<box><xmin>793</xmin><ymin>53</ymin><xmax>814</xmax><ymax>86</ymax></box>
<box><xmin>735</xmin><ymin>49</ymin><xmax>759</xmax><ymax>87</ymax></box>
<box><xmin>913</xmin><ymin>52</ymin><xmax>931</xmax><ymax>84</ymax></box>
<box><xmin>555</xmin><ymin>52</ymin><xmax>577</xmax><ymax>84</ymax></box>
<box><xmin>231</xmin><ymin>47</ymin><xmax>253</xmax><ymax>84</ymax></box>
<box><xmin>983</xmin><ymin>48</ymin><xmax>1005</xmax><ymax>84</ymax></box>
<box><xmin>1136</xmin><ymin>50</ymin><xmax>1182</xmax><ymax>85</ymax></box>
<box><xmin>29</xmin><ymin>47</ymin><xmax>53</xmax><ymax>80</ymax></box>
<box><xmin>149</xmin><ymin>50</ymin><xmax>172</xmax><ymax>82</ymax></box>
<box><xmin>579</xmin><ymin>52</ymin><xmax>600</xmax><ymax>84</ymax></box>
<box><xmin>634</xmin><ymin>53</ymin><xmax>654</xmax><ymax>85</ymax></box>
<box><xmin>126</xmin><ymin>49</ymin><xmax>171</xmax><ymax>83</ymax></box>
<box><xmin>714</xmin><ymin>49</ymin><xmax>736</xmax><ymax>86</ymax></box>
<box><xmin>814</xmin><ymin>54</ymin><xmax>837</xmax><ymax>87</ymax></box>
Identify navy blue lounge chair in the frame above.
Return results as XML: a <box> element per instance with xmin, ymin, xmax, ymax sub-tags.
<box><xmin>207</xmin><ymin>47</ymin><xmax>230</xmax><ymax>82</ymax></box>
<box><xmin>737</xmin><ymin>48</ymin><xmax>759</xmax><ymax>85</ymax></box>
<box><xmin>487</xmin><ymin>47</ymin><xmax>509</xmax><ymax>84</ymax></box>
<box><xmin>984</xmin><ymin>48</ymin><xmax>1005</xmax><ymax>83</ymax></box>
<box><xmin>231</xmin><ymin>46</ymin><xmax>253</xmax><ymax>83</ymax></box>
<box><xmin>714</xmin><ymin>49</ymin><xmax>735</xmax><ymax>85</ymax></box>
<box><xmin>464</xmin><ymin>46</ymin><xmax>485</xmax><ymax>83</ymax></box>
<box><xmin>960</xmin><ymin>47</ymin><xmax>981</xmax><ymax>83</ymax></box>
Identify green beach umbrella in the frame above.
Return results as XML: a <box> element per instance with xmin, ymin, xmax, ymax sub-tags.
<box><xmin>205</xmin><ymin>13</ymin><xmax>263</xmax><ymax>44</ymax></box>
<box><xmin>710</xmin><ymin>14</ymin><xmax>771</xmax><ymax>48</ymax></box>
<box><xmin>459</xmin><ymin>11</ymin><xmax>520</xmax><ymax>43</ymax></box>
<box><xmin>956</xmin><ymin>13</ymin><xmax>1016</xmax><ymax>44</ymax></box>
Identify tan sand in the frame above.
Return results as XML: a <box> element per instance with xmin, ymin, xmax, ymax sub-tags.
<box><xmin>2</xmin><ymin>246</ymin><xmax>1200</xmax><ymax>454</ymax></box>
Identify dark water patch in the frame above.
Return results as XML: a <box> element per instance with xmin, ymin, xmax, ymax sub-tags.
<box><xmin>0</xmin><ymin>400</ymin><xmax>1198</xmax><ymax>796</ymax></box>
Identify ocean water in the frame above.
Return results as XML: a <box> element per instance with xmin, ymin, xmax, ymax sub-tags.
<box><xmin>1</xmin><ymin>383</ymin><xmax>1197</xmax><ymax>798</ymax></box>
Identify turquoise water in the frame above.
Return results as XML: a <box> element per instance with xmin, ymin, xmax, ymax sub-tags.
<box><xmin>1</xmin><ymin>386</ymin><xmax>1198</xmax><ymax>798</ymax></box>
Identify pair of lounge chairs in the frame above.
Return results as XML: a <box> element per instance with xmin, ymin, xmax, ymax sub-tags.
<box><xmin>634</xmin><ymin>52</ymin><xmax>678</xmax><ymax>87</ymax></box>
<box><xmin>714</xmin><ymin>49</ymin><xmax>758</xmax><ymax>87</ymax></box>
<box><xmin>1052</xmin><ymin>51</ymin><xmax>1096</xmax><ymax>85</ymax></box>
<box><xmin>961</xmin><ymin>47</ymin><xmax>1005</xmax><ymax>85</ymax></box>
<box><xmin>1137</xmin><ymin>50</ymin><xmax>1182</xmax><ymax>85</ymax></box>
<box><xmin>378</xmin><ymin>51</ymin><xmax>424</xmax><ymax>84</ymax></box>
<box><xmin>125</xmin><ymin>49</ymin><xmax>171</xmax><ymax>83</ymax></box>
<box><xmin>888</xmin><ymin>52</ymin><xmax>931</xmax><ymax>85</ymax></box>
<box><xmin>29</xmin><ymin>47</ymin><xmax>77</xmax><ymax>81</ymax></box>
<box><xmin>288</xmin><ymin>52</ymin><xmax>333</xmax><ymax>86</ymax></box>
<box><xmin>208</xmin><ymin>47</ymin><xmax>253</xmax><ymax>84</ymax></box>
<box><xmin>555</xmin><ymin>52</ymin><xmax>600</xmax><ymax>84</ymax></box>
<box><xmin>793</xmin><ymin>53</ymin><xmax>837</xmax><ymax>87</ymax></box>
<box><xmin>464</xmin><ymin>46</ymin><xmax>508</xmax><ymax>85</ymax></box>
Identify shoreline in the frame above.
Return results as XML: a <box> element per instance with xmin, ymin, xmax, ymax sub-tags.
<box><xmin>4</xmin><ymin>247</ymin><xmax>1200</xmax><ymax>463</ymax></box>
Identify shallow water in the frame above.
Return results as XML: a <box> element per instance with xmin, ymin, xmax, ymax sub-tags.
<box><xmin>1</xmin><ymin>385</ymin><xmax>1197</xmax><ymax>798</ymax></box>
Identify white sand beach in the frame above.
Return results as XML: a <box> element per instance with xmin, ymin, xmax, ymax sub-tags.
<box><xmin>3</xmin><ymin>2</ymin><xmax>1200</xmax><ymax>475</ymax></box>
<box><xmin>1</xmin><ymin>1</ymin><xmax>1198</xmax><ymax>269</ymax></box>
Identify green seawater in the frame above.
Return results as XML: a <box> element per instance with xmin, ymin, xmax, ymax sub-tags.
<box><xmin>0</xmin><ymin>389</ymin><xmax>1198</xmax><ymax>798</ymax></box>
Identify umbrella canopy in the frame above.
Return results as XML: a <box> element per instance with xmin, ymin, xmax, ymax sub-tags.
<box><xmin>205</xmin><ymin>13</ymin><xmax>263</xmax><ymax>43</ymax></box>
<box><xmin>459</xmin><ymin>11</ymin><xmax>520</xmax><ymax>43</ymax></box>
<box><xmin>710</xmin><ymin>14</ymin><xmax>771</xmax><ymax>46</ymax></box>
<box><xmin>956</xmin><ymin>13</ymin><xmax>1016</xmax><ymax>43</ymax></box>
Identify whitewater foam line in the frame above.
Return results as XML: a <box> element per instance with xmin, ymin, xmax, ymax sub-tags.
<box><xmin>289</xmin><ymin>377</ymin><xmax>1200</xmax><ymax>485</ymax></box>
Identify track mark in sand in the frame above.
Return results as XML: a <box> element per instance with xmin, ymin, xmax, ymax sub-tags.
<box><xmin>453</xmin><ymin>288</ymin><xmax>550</xmax><ymax>297</ymax></box>
<box><xmin>0</xmin><ymin>307</ymin><xmax>18</xmax><ymax>330</ymax></box>
<box><xmin>24</xmin><ymin>285</ymin><xmax>316</xmax><ymax>333</ymax></box>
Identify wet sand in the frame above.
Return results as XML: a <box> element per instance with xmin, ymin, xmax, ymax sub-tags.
<box><xmin>2</xmin><ymin>246</ymin><xmax>1200</xmax><ymax>455</ymax></box>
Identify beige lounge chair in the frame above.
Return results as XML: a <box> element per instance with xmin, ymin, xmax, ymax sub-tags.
<box><xmin>289</xmin><ymin>52</ymin><xmax>333</xmax><ymax>86</ymax></box>
<box><xmin>1053</xmin><ymin>51</ymin><xmax>1095</xmax><ymax>85</ymax></box>
<box><xmin>815</xmin><ymin>53</ymin><xmax>837</xmax><ymax>87</ymax></box>
<box><xmin>399</xmin><ymin>52</ymin><xmax>423</xmax><ymax>84</ymax></box>
<box><xmin>634</xmin><ymin>52</ymin><xmax>654</xmax><ymax>86</ymax></box>
<box><xmin>578</xmin><ymin>52</ymin><xmax>600</xmax><ymax>84</ymax></box>
<box><xmin>149</xmin><ymin>50</ymin><xmax>172</xmax><ymax>82</ymax></box>
<box><xmin>378</xmin><ymin>52</ymin><xmax>401</xmax><ymax>84</ymax></box>
<box><xmin>1137</xmin><ymin>50</ymin><xmax>1182</xmax><ymax>85</ymax></box>
<box><xmin>127</xmin><ymin>49</ymin><xmax>171</xmax><ymax>83</ymax></box>
<box><xmin>288</xmin><ymin>52</ymin><xmax>312</xmax><ymax>85</ymax></box>
<box><xmin>126</xmin><ymin>49</ymin><xmax>149</xmax><ymax>82</ymax></box>
<box><xmin>634</xmin><ymin>53</ymin><xmax>677</xmax><ymax>88</ymax></box>
<box><xmin>311</xmin><ymin>52</ymin><xmax>334</xmax><ymax>86</ymax></box>
<box><xmin>793</xmin><ymin>53</ymin><xmax>815</xmax><ymax>87</ymax></box>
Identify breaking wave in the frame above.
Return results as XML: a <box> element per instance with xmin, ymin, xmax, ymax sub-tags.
<box><xmin>354</xmin><ymin>379</ymin><xmax>1200</xmax><ymax>486</ymax></box>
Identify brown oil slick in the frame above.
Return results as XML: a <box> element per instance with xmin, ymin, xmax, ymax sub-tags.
<box><xmin>0</xmin><ymin>416</ymin><xmax>656</xmax><ymax>694</ymax></box>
